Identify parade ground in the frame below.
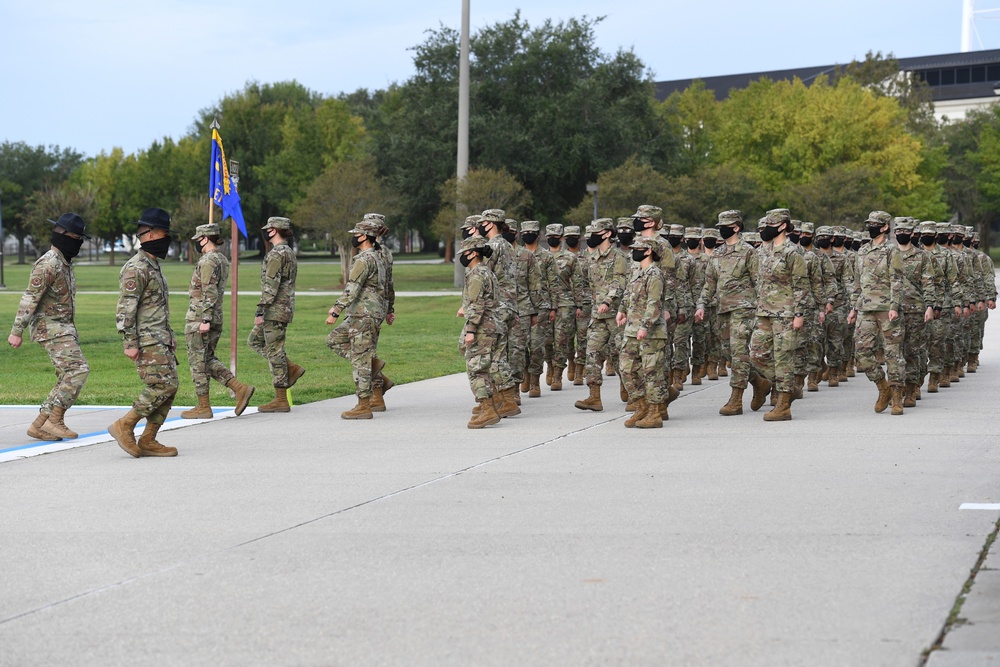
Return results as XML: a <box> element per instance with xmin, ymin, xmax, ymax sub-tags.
<box><xmin>1</xmin><ymin>327</ymin><xmax>999</xmax><ymax>665</ymax></box>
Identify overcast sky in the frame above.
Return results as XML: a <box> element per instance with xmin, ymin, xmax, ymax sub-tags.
<box><xmin>2</xmin><ymin>0</ymin><xmax>997</xmax><ymax>158</ymax></box>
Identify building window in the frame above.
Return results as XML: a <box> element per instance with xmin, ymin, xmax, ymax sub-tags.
<box><xmin>925</xmin><ymin>70</ymin><xmax>940</xmax><ymax>86</ymax></box>
<box><xmin>941</xmin><ymin>69</ymin><xmax>956</xmax><ymax>85</ymax></box>
<box><xmin>972</xmin><ymin>65</ymin><xmax>987</xmax><ymax>83</ymax></box>
<box><xmin>957</xmin><ymin>68</ymin><xmax>971</xmax><ymax>84</ymax></box>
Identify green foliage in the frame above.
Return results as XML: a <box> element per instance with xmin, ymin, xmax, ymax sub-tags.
<box><xmin>658</xmin><ymin>80</ymin><xmax>719</xmax><ymax>175</ymax></box>
<box><xmin>563</xmin><ymin>155</ymin><xmax>670</xmax><ymax>224</ymax></box>
<box><xmin>432</xmin><ymin>167</ymin><xmax>531</xmax><ymax>241</ymax></box>
<box><xmin>664</xmin><ymin>164</ymin><xmax>768</xmax><ymax>227</ymax></box>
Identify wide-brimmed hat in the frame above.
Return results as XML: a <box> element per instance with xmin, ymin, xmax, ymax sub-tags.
<box><xmin>137</xmin><ymin>208</ymin><xmax>171</xmax><ymax>232</ymax></box>
<box><xmin>48</xmin><ymin>212</ymin><xmax>90</xmax><ymax>239</ymax></box>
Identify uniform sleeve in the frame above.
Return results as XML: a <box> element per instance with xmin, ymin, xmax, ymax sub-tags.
<box><xmin>10</xmin><ymin>263</ymin><xmax>52</xmax><ymax>336</ymax></box>
<box><xmin>464</xmin><ymin>272</ymin><xmax>485</xmax><ymax>332</ymax></box>
<box><xmin>889</xmin><ymin>248</ymin><xmax>904</xmax><ymax>313</ymax></box>
<box><xmin>116</xmin><ymin>265</ymin><xmax>146</xmax><ymax>348</ymax></box>
<box><xmin>568</xmin><ymin>255</ymin><xmax>583</xmax><ymax>308</ymax></box>
<box><xmin>946</xmin><ymin>254</ymin><xmax>964</xmax><ymax>306</ymax></box>
<box><xmin>257</xmin><ymin>252</ymin><xmax>283</xmax><ymax>309</ymax></box>
<box><xmin>575</xmin><ymin>257</ymin><xmax>592</xmax><ymax>309</ymax></box>
<box><xmin>385</xmin><ymin>254</ymin><xmax>396</xmax><ymax>314</ymax></box>
<box><xmin>790</xmin><ymin>253</ymin><xmax>810</xmax><ymax>312</ymax></box>
<box><xmin>607</xmin><ymin>253</ymin><xmax>629</xmax><ymax>309</ymax></box>
<box><xmin>698</xmin><ymin>259</ymin><xmax>718</xmax><ymax>311</ymax></box>
<box><xmin>920</xmin><ymin>254</ymin><xmax>937</xmax><ymax>310</ymax></box>
<box><xmin>199</xmin><ymin>258</ymin><xmax>222</xmax><ymax>321</ymax></box>
<box><xmin>526</xmin><ymin>253</ymin><xmax>543</xmax><ymax>312</ymax></box>
<box><xmin>807</xmin><ymin>256</ymin><xmax>825</xmax><ymax>306</ymax></box>
<box><xmin>333</xmin><ymin>255</ymin><xmax>372</xmax><ymax>315</ymax></box>
<box><xmin>641</xmin><ymin>274</ymin><xmax>663</xmax><ymax>331</ymax></box>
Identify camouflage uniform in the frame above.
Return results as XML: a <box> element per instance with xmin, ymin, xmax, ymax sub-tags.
<box><xmin>685</xmin><ymin>228</ymin><xmax>709</xmax><ymax>373</ymax></box>
<box><xmin>619</xmin><ymin>238</ymin><xmax>668</xmax><ymax>405</ymax></box>
<box><xmin>327</xmin><ymin>221</ymin><xmax>387</xmax><ymax>399</ymax></box>
<box><xmin>971</xmin><ymin>232</ymin><xmax>996</xmax><ymax>362</ymax></box>
<box><xmin>926</xmin><ymin>223</ymin><xmax>960</xmax><ymax>381</ymax></box>
<box><xmin>564</xmin><ymin>226</ymin><xmax>592</xmax><ymax>372</ymax></box>
<box><xmin>460</xmin><ymin>237</ymin><xmax>500</xmax><ymax>401</ymax></box>
<box><xmin>546</xmin><ymin>224</ymin><xmax>585</xmax><ymax>382</ymax></box>
<box><xmin>668</xmin><ymin>224</ymin><xmax>696</xmax><ymax>378</ymax></box>
<box><xmin>894</xmin><ymin>220</ymin><xmax>937</xmax><ymax>390</ymax></box>
<box><xmin>248</xmin><ymin>218</ymin><xmax>298</xmax><ymax>387</ymax></box>
<box><xmin>583</xmin><ymin>220</ymin><xmax>629</xmax><ymax>386</ymax></box>
<box><xmin>11</xmin><ymin>247</ymin><xmax>89</xmax><ymax>414</ymax></box>
<box><xmin>698</xmin><ymin>211</ymin><xmax>759</xmax><ymax>391</ymax></box>
<box><xmin>532</xmin><ymin>234</ymin><xmax>557</xmax><ymax>376</ymax></box>
<box><xmin>749</xmin><ymin>210</ymin><xmax>809</xmax><ymax>394</ymax></box>
<box><xmin>185</xmin><ymin>227</ymin><xmax>233</xmax><ymax>396</ymax></box>
<box><xmin>817</xmin><ymin>226</ymin><xmax>852</xmax><ymax>378</ymax></box>
<box><xmin>794</xmin><ymin>222</ymin><xmax>835</xmax><ymax>381</ymax></box>
<box><xmin>117</xmin><ymin>246</ymin><xmax>178</xmax><ymax>425</ymax></box>
<box><xmin>510</xmin><ymin>220</ymin><xmax>543</xmax><ymax>386</ymax></box>
<box><xmin>699</xmin><ymin>228</ymin><xmax>724</xmax><ymax>371</ymax></box>
<box><xmin>949</xmin><ymin>226</ymin><xmax>975</xmax><ymax>374</ymax></box>
<box><xmin>481</xmin><ymin>209</ymin><xmax>519</xmax><ymax>393</ymax></box>
<box><xmin>521</xmin><ymin>221</ymin><xmax>553</xmax><ymax>384</ymax></box>
<box><xmin>851</xmin><ymin>212</ymin><xmax>905</xmax><ymax>387</ymax></box>
<box><xmin>364</xmin><ymin>213</ymin><xmax>395</xmax><ymax>392</ymax></box>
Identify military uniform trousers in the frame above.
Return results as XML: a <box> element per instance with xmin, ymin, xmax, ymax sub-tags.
<box><xmin>854</xmin><ymin>311</ymin><xmax>904</xmax><ymax>385</ymax></box>
<box><xmin>248</xmin><ymin>320</ymin><xmax>289</xmax><ymax>387</ymax></box>
<box><xmin>490</xmin><ymin>309</ymin><xmax>516</xmax><ymax>391</ymax></box>
<box><xmin>552</xmin><ymin>306</ymin><xmax>576</xmax><ymax>370</ymax></box>
<box><xmin>823</xmin><ymin>307</ymin><xmax>847</xmax><ymax>370</ymax></box>
<box><xmin>927</xmin><ymin>312</ymin><xmax>949</xmax><ymax>374</ymax></box>
<box><xmin>185</xmin><ymin>324</ymin><xmax>234</xmax><ymax>395</ymax></box>
<box><xmin>794</xmin><ymin>309</ymin><xmax>822</xmax><ymax>376</ymax></box>
<box><xmin>509</xmin><ymin>313</ymin><xmax>532</xmax><ymax>384</ymax></box>
<box><xmin>526</xmin><ymin>316</ymin><xmax>547</xmax><ymax>376</ymax></box>
<box><xmin>39</xmin><ymin>334</ymin><xmax>89</xmax><ymax>413</ymax></box>
<box><xmin>691</xmin><ymin>314</ymin><xmax>709</xmax><ymax>368</ymax></box>
<box><xmin>462</xmin><ymin>328</ymin><xmax>496</xmax><ymax>400</ymax></box>
<box><xmin>584</xmin><ymin>317</ymin><xmax>619</xmax><ymax>386</ymax></box>
<box><xmin>672</xmin><ymin>318</ymin><xmax>693</xmax><ymax>371</ymax></box>
<box><xmin>901</xmin><ymin>313</ymin><xmax>927</xmax><ymax>385</ymax></box>
<box><xmin>132</xmin><ymin>344</ymin><xmax>179</xmax><ymax>425</ymax></box>
<box><xmin>719</xmin><ymin>308</ymin><xmax>756</xmax><ymax>390</ymax></box>
<box><xmin>574</xmin><ymin>306</ymin><xmax>590</xmax><ymax>367</ymax></box>
<box><xmin>327</xmin><ymin>315</ymin><xmax>382</xmax><ymax>398</ymax></box>
<box><xmin>750</xmin><ymin>316</ymin><xmax>799</xmax><ymax>393</ymax></box>
<box><xmin>620</xmin><ymin>336</ymin><xmax>667</xmax><ymax>404</ymax></box>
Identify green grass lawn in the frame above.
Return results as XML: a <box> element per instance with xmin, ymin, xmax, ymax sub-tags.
<box><xmin>0</xmin><ymin>273</ymin><xmax>465</xmax><ymax>407</ymax></box>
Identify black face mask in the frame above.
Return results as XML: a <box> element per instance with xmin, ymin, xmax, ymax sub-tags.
<box><xmin>521</xmin><ymin>232</ymin><xmax>538</xmax><ymax>245</ymax></box>
<box><xmin>196</xmin><ymin>238</ymin><xmax>209</xmax><ymax>254</ymax></box>
<box><xmin>565</xmin><ymin>237</ymin><xmax>580</xmax><ymax>248</ymax></box>
<box><xmin>800</xmin><ymin>236</ymin><xmax>813</xmax><ymax>247</ymax></box>
<box><xmin>937</xmin><ymin>234</ymin><xmax>951</xmax><ymax>245</ymax></box>
<box><xmin>703</xmin><ymin>238</ymin><xmax>718</xmax><ymax>249</ymax></box>
<box><xmin>502</xmin><ymin>230</ymin><xmax>517</xmax><ymax>244</ymax></box>
<box><xmin>856</xmin><ymin>241</ymin><xmax>866</xmax><ymax>249</ymax></box>
<box><xmin>963</xmin><ymin>239</ymin><xmax>972</xmax><ymax>247</ymax></box>
<box><xmin>788</xmin><ymin>233</ymin><xmax>800</xmax><ymax>244</ymax></box>
<box><xmin>667</xmin><ymin>236</ymin><xmax>682</xmax><ymax>248</ymax></box>
<box><xmin>477</xmin><ymin>223</ymin><xmax>491</xmax><ymax>237</ymax></box>
<box><xmin>719</xmin><ymin>225</ymin><xmax>738</xmax><ymax>240</ymax></box>
<box><xmin>141</xmin><ymin>236</ymin><xmax>171</xmax><ymax>259</ymax></box>
<box><xmin>816</xmin><ymin>238</ymin><xmax>832</xmax><ymax>250</ymax></box>
<box><xmin>866</xmin><ymin>224</ymin><xmax>885</xmax><ymax>239</ymax></box>
<box><xmin>351</xmin><ymin>235</ymin><xmax>363</xmax><ymax>248</ymax></box>
<box><xmin>617</xmin><ymin>230</ymin><xmax>635</xmax><ymax>246</ymax></box>
<box><xmin>586</xmin><ymin>234</ymin><xmax>603</xmax><ymax>248</ymax></box>
<box><xmin>51</xmin><ymin>232</ymin><xmax>84</xmax><ymax>261</ymax></box>
<box><xmin>895</xmin><ymin>233</ymin><xmax>912</xmax><ymax>246</ymax></box>
<box><xmin>461</xmin><ymin>227</ymin><xmax>474</xmax><ymax>240</ymax></box>
<box><xmin>632</xmin><ymin>219</ymin><xmax>650</xmax><ymax>232</ymax></box>
<box><xmin>632</xmin><ymin>248</ymin><xmax>648</xmax><ymax>262</ymax></box>
<box><xmin>685</xmin><ymin>238</ymin><xmax>700</xmax><ymax>250</ymax></box>
<box><xmin>547</xmin><ymin>237</ymin><xmax>561</xmax><ymax>248</ymax></box>
<box><xmin>920</xmin><ymin>235</ymin><xmax>935</xmax><ymax>246</ymax></box>
<box><xmin>759</xmin><ymin>226</ymin><xmax>780</xmax><ymax>243</ymax></box>
<box><xmin>459</xmin><ymin>252</ymin><xmax>474</xmax><ymax>267</ymax></box>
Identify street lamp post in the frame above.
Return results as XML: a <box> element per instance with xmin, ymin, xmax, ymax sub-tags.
<box><xmin>0</xmin><ymin>189</ymin><xmax>6</xmax><ymax>289</ymax></box>
<box><xmin>587</xmin><ymin>183</ymin><xmax>599</xmax><ymax>220</ymax></box>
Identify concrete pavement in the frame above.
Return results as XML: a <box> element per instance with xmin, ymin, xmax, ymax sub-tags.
<box><xmin>1</xmin><ymin>332</ymin><xmax>999</xmax><ymax>665</ymax></box>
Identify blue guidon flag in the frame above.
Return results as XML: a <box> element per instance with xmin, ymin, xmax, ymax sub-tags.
<box><xmin>209</xmin><ymin>128</ymin><xmax>247</xmax><ymax>238</ymax></box>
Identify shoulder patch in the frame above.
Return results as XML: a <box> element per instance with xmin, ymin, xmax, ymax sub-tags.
<box><xmin>124</xmin><ymin>279</ymin><xmax>138</xmax><ymax>293</ymax></box>
<box><xmin>30</xmin><ymin>276</ymin><xmax>43</xmax><ymax>288</ymax></box>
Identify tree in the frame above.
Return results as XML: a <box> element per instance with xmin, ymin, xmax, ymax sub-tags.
<box><xmin>663</xmin><ymin>164</ymin><xmax>769</xmax><ymax>227</ymax></box>
<box><xmin>71</xmin><ymin>149</ymin><xmax>138</xmax><ymax>264</ymax></box>
<box><xmin>563</xmin><ymin>155</ymin><xmax>670</xmax><ymax>224</ymax></box>
<box><xmin>0</xmin><ymin>141</ymin><xmax>84</xmax><ymax>263</ymax></box>
<box><xmin>22</xmin><ymin>182</ymin><xmax>98</xmax><ymax>247</ymax></box>
<box><xmin>657</xmin><ymin>80</ymin><xmax>719</xmax><ymax>176</ymax></box>
<box><xmin>778</xmin><ymin>165</ymin><xmax>885</xmax><ymax>229</ymax></box>
<box><xmin>292</xmin><ymin>157</ymin><xmax>395</xmax><ymax>286</ymax></box>
<box><xmin>838</xmin><ymin>51</ymin><xmax>937</xmax><ymax>138</ymax></box>
<box><xmin>941</xmin><ymin>104</ymin><xmax>1000</xmax><ymax>251</ymax></box>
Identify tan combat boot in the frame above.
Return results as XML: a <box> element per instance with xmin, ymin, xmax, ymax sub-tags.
<box><xmin>939</xmin><ymin>367</ymin><xmax>951</xmax><ymax>388</ymax></box>
<box><xmin>636</xmin><ymin>403</ymin><xmax>663</xmax><ymax>428</ymax></box>
<box><xmin>545</xmin><ymin>362</ymin><xmax>554</xmax><ymax>386</ymax></box>
<box><xmin>928</xmin><ymin>372</ymin><xmax>940</xmax><ymax>393</ymax></box>
<box><xmin>669</xmin><ymin>369</ymin><xmax>682</xmax><ymax>393</ymax></box>
<box><xmin>287</xmin><ymin>361</ymin><xmax>306</xmax><ymax>387</ymax></box>
<box><xmin>957</xmin><ymin>363</ymin><xmax>966</xmax><ymax>378</ymax></box>
<box><xmin>820</xmin><ymin>363</ymin><xmax>829</xmax><ymax>382</ymax></box>
<box><xmin>658</xmin><ymin>401</ymin><xmax>669</xmax><ymax>421</ymax></box>
<box><xmin>718</xmin><ymin>361</ymin><xmax>729</xmax><ymax>377</ymax></box>
<box><xmin>258</xmin><ymin>387</ymin><xmax>291</xmax><ymax>413</ymax></box>
<box><xmin>902</xmin><ymin>383</ymin><xmax>917</xmax><ymax>408</ymax></box>
<box><xmin>678</xmin><ymin>364</ymin><xmax>690</xmax><ymax>389</ymax></box>
<box><xmin>573</xmin><ymin>361</ymin><xmax>585</xmax><ymax>386</ymax></box>
<box><xmin>763</xmin><ymin>392</ymin><xmax>792</xmax><ymax>421</ymax></box>
<box><xmin>666</xmin><ymin>384</ymin><xmax>680</xmax><ymax>406</ymax></box>
<box><xmin>528</xmin><ymin>374</ymin><xmax>542</xmax><ymax>398</ymax></box>
<box><xmin>605</xmin><ymin>359</ymin><xmax>616</xmax><ymax>376</ymax></box>
<box><xmin>691</xmin><ymin>363</ymin><xmax>702</xmax><ymax>386</ymax></box>
<box><xmin>226</xmin><ymin>377</ymin><xmax>256</xmax><ymax>416</ymax></box>
<box><xmin>828</xmin><ymin>368</ymin><xmax>839</xmax><ymax>387</ymax></box>
<box><xmin>370</xmin><ymin>386</ymin><xmax>386</xmax><ymax>412</ymax></box>
<box><xmin>719</xmin><ymin>387</ymin><xmax>745</xmax><ymax>416</ymax></box>
<box><xmin>890</xmin><ymin>385</ymin><xmax>904</xmax><ymax>416</ymax></box>
<box><xmin>874</xmin><ymin>378</ymin><xmax>891</xmax><ymax>413</ymax></box>
<box><xmin>566</xmin><ymin>360</ymin><xmax>576</xmax><ymax>382</ymax></box>
<box><xmin>137</xmin><ymin>421</ymin><xmax>178</xmax><ymax>457</ymax></box>
<box><xmin>341</xmin><ymin>396</ymin><xmax>373</xmax><ymax>420</ymax></box>
<box><xmin>108</xmin><ymin>409</ymin><xmax>143</xmax><ymax>458</ymax></box>
<box><xmin>619</xmin><ymin>383</ymin><xmax>628</xmax><ymax>403</ymax></box>
<box><xmin>749</xmin><ymin>373</ymin><xmax>771</xmax><ymax>412</ymax></box>
<box><xmin>807</xmin><ymin>372</ymin><xmax>819</xmax><ymax>392</ymax></box>
<box><xmin>624</xmin><ymin>397</ymin><xmax>647</xmax><ymax>428</ymax></box>
<box><xmin>846</xmin><ymin>361</ymin><xmax>856</xmax><ymax>378</ymax></box>
<box><xmin>496</xmin><ymin>388</ymin><xmax>521</xmax><ymax>417</ymax></box>
<box><xmin>43</xmin><ymin>405</ymin><xmax>78</xmax><ymax>439</ymax></box>
<box><xmin>468</xmin><ymin>396</ymin><xmax>501</xmax><ymax>429</ymax></box>
<box><xmin>950</xmin><ymin>365</ymin><xmax>961</xmax><ymax>382</ymax></box>
<box><xmin>707</xmin><ymin>362</ymin><xmax>719</xmax><ymax>381</ymax></box>
<box><xmin>520</xmin><ymin>377</ymin><xmax>530</xmax><ymax>393</ymax></box>
<box><xmin>574</xmin><ymin>384</ymin><xmax>603</xmax><ymax>412</ymax></box>
<box><xmin>550</xmin><ymin>365</ymin><xmax>565</xmax><ymax>391</ymax></box>
<box><xmin>27</xmin><ymin>410</ymin><xmax>61</xmax><ymax>441</ymax></box>
<box><xmin>792</xmin><ymin>375</ymin><xmax>805</xmax><ymax>400</ymax></box>
<box><xmin>181</xmin><ymin>394</ymin><xmax>213</xmax><ymax>419</ymax></box>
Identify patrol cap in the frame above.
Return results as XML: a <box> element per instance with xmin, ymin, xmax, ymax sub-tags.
<box><xmin>462</xmin><ymin>214</ymin><xmax>483</xmax><ymax>229</ymax></box>
<box><xmin>505</xmin><ymin>218</ymin><xmax>518</xmax><ymax>231</ymax></box>
<box><xmin>348</xmin><ymin>220</ymin><xmax>380</xmax><ymax>236</ymax></box>
<box><xmin>816</xmin><ymin>225</ymin><xmax>834</xmax><ymax>237</ymax></box>
<box><xmin>48</xmin><ymin>212</ymin><xmax>91</xmax><ymax>239</ymax></box>
<box><xmin>363</xmin><ymin>213</ymin><xmax>385</xmax><ymax>223</ymax></box>
<box><xmin>584</xmin><ymin>224</ymin><xmax>596</xmax><ymax>235</ymax></box>
<box><xmin>894</xmin><ymin>218</ymin><xmax>915</xmax><ymax>232</ymax></box>
<box><xmin>592</xmin><ymin>218</ymin><xmax>615</xmax><ymax>232</ymax></box>
<box><xmin>460</xmin><ymin>236</ymin><xmax>489</xmax><ymax>253</ymax></box>
<box><xmin>137</xmin><ymin>207</ymin><xmax>172</xmax><ymax>232</ymax></box>
<box><xmin>563</xmin><ymin>225</ymin><xmax>581</xmax><ymax>236</ymax></box>
<box><xmin>764</xmin><ymin>208</ymin><xmax>791</xmax><ymax>225</ymax></box>
<box><xmin>866</xmin><ymin>210</ymin><xmax>892</xmax><ymax>226</ymax></box>
<box><xmin>951</xmin><ymin>224</ymin><xmax>966</xmax><ymax>236</ymax></box>
<box><xmin>917</xmin><ymin>221</ymin><xmax>936</xmax><ymax>235</ymax></box>
<box><xmin>757</xmin><ymin>217</ymin><xmax>766</xmax><ymax>230</ymax></box>
<box><xmin>545</xmin><ymin>223</ymin><xmax>564</xmax><ymax>237</ymax></box>
<box><xmin>852</xmin><ymin>230</ymin><xmax>862</xmax><ymax>240</ymax></box>
<box><xmin>520</xmin><ymin>220</ymin><xmax>540</xmax><ymax>233</ymax></box>
<box><xmin>791</xmin><ymin>220</ymin><xmax>802</xmax><ymax>232</ymax></box>
<box><xmin>832</xmin><ymin>226</ymin><xmax>847</xmax><ymax>237</ymax></box>
<box><xmin>669</xmin><ymin>224</ymin><xmax>685</xmax><ymax>236</ymax></box>
<box><xmin>801</xmin><ymin>222</ymin><xmax>814</xmax><ymax>235</ymax></box>
<box><xmin>745</xmin><ymin>231</ymin><xmax>761</xmax><ymax>243</ymax></box>
<box><xmin>632</xmin><ymin>205</ymin><xmax>663</xmax><ymax>222</ymax></box>
<box><xmin>191</xmin><ymin>223</ymin><xmax>220</xmax><ymax>240</ymax></box>
<box><xmin>965</xmin><ymin>225</ymin><xmax>975</xmax><ymax>235</ymax></box>
<box><xmin>481</xmin><ymin>209</ymin><xmax>506</xmax><ymax>223</ymax></box>
<box><xmin>616</xmin><ymin>217</ymin><xmax>634</xmax><ymax>229</ymax></box>
<box><xmin>702</xmin><ymin>228</ymin><xmax>720</xmax><ymax>240</ymax></box>
<box><xmin>717</xmin><ymin>210</ymin><xmax>743</xmax><ymax>227</ymax></box>
<box><xmin>684</xmin><ymin>227</ymin><xmax>702</xmax><ymax>238</ymax></box>
<box><xmin>861</xmin><ymin>230</ymin><xmax>871</xmax><ymax>241</ymax></box>
<box><xmin>261</xmin><ymin>216</ymin><xmax>291</xmax><ymax>232</ymax></box>
<box><xmin>935</xmin><ymin>222</ymin><xmax>952</xmax><ymax>234</ymax></box>
<box><xmin>631</xmin><ymin>237</ymin><xmax>658</xmax><ymax>252</ymax></box>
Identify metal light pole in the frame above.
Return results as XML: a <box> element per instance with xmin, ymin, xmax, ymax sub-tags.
<box><xmin>454</xmin><ymin>0</ymin><xmax>471</xmax><ymax>287</ymax></box>
<box><xmin>229</xmin><ymin>159</ymin><xmax>240</xmax><ymax>378</ymax></box>
<box><xmin>0</xmin><ymin>190</ymin><xmax>6</xmax><ymax>288</ymax></box>
<box><xmin>587</xmin><ymin>183</ymin><xmax>599</xmax><ymax>220</ymax></box>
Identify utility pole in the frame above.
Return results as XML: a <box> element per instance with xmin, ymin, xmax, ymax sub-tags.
<box><xmin>0</xmin><ymin>190</ymin><xmax>6</xmax><ymax>289</ymax></box>
<box><xmin>587</xmin><ymin>183</ymin><xmax>599</xmax><ymax>221</ymax></box>
<box><xmin>454</xmin><ymin>0</ymin><xmax>471</xmax><ymax>287</ymax></box>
